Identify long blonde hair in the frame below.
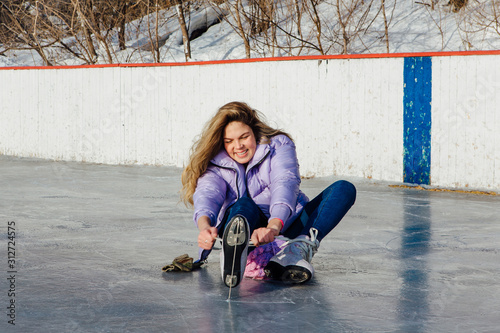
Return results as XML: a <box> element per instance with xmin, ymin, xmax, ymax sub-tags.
<box><xmin>181</xmin><ymin>101</ymin><xmax>292</xmax><ymax>206</ymax></box>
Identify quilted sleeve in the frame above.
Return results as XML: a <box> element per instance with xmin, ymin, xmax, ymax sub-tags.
<box><xmin>268</xmin><ymin>135</ymin><xmax>301</xmax><ymax>228</ymax></box>
<box><xmin>193</xmin><ymin>167</ymin><xmax>227</xmax><ymax>227</ymax></box>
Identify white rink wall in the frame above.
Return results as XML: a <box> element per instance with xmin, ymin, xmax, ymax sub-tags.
<box><xmin>431</xmin><ymin>55</ymin><xmax>500</xmax><ymax>190</ymax></box>
<box><xmin>0</xmin><ymin>52</ymin><xmax>499</xmax><ymax>191</ymax></box>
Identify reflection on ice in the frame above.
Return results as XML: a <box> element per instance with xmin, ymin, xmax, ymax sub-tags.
<box><xmin>398</xmin><ymin>192</ymin><xmax>432</xmax><ymax>332</ymax></box>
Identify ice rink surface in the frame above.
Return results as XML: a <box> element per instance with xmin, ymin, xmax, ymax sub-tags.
<box><xmin>1</xmin><ymin>155</ymin><xmax>499</xmax><ymax>332</ymax></box>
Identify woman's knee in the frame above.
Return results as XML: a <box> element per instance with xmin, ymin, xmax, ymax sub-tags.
<box><xmin>330</xmin><ymin>180</ymin><xmax>357</xmax><ymax>204</ymax></box>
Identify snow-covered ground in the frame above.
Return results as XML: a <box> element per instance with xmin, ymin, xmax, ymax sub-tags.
<box><xmin>1</xmin><ymin>0</ymin><xmax>500</xmax><ymax>67</ymax></box>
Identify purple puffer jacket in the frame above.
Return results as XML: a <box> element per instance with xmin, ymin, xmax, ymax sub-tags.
<box><xmin>193</xmin><ymin>134</ymin><xmax>309</xmax><ymax>233</ymax></box>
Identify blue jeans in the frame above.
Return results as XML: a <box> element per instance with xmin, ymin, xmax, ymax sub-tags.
<box><xmin>199</xmin><ymin>180</ymin><xmax>356</xmax><ymax>261</ymax></box>
<box><xmin>220</xmin><ymin>180</ymin><xmax>356</xmax><ymax>241</ymax></box>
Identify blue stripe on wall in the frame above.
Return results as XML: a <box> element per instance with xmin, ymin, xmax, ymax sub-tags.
<box><xmin>403</xmin><ymin>57</ymin><xmax>432</xmax><ymax>185</ymax></box>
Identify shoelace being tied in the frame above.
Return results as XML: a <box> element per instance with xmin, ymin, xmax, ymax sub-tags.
<box><xmin>275</xmin><ymin>228</ymin><xmax>319</xmax><ymax>262</ymax></box>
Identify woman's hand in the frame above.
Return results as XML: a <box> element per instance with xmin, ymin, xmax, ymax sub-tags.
<box><xmin>251</xmin><ymin>218</ymin><xmax>282</xmax><ymax>247</ymax></box>
<box><xmin>198</xmin><ymin>227</ymin><xmax>218</xmax><ymax>250</ymax></box>
<box><xmin>197</xmin><ymin>216</ymin><xmax>218</xmax><ymax>250</ymax></box>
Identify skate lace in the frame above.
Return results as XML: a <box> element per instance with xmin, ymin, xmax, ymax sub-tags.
<box><xmin>276</xmin><ymin>228</ymin><xmax>319</xmax><ymax>262</ymax></box>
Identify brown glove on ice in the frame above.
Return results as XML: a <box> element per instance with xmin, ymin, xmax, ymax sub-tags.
<box><xmin>162</xmin><ymin>254</ymin><xmax>203</xmax><ymax>272</ymax></box>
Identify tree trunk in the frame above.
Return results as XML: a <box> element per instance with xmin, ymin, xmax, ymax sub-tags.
<box><xmin>32</xmin><ymin>3</ymin><xmax>53</xmax><ymax>66</ymax></box>
<box><xmin>74</xmin><ymin>0</ymin><xmax>97</xmax><ymax>61</ymax></box>
<box><xmin>175</xmin><ymin>0</ymin><xmax>191</xmax><ymax>61</ymax></box>
<box><xmin>336</xmin><ymin>0</ymin><xmax>349</xmax><ymax>54</ymax></box>
<box><xmin>235</xmin><ymin>0</ymin><xmax>251</xmax><ymax>58</ymax></box>
<box><xmin>310</xmin><ymin>0</ymin><xmax>324</xmax><ymax>54</ymax></box>
<box><xmin>381</xmin><ymin>0</ymin><xmax>390</xmax><ymax>53</ymax></box>
<box><xmin>155</xmin><ymin>0</ymin><xmax>160</xmax><ymax>62</ymax></box>
<box><xmin>294</xmin><ymin>0</ymin><xmax>302</xmax><ymax>36</ymax></box>
<box><xmin>118</xmin><ymin>2</ymin><xmax>128</xmax><ymax>50</ymax></box>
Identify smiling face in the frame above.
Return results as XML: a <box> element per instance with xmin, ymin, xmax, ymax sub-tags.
<box><xmin>223</xmin><ymin>121</ymin><xmax>257</xmax><ymax>165</ymax></box>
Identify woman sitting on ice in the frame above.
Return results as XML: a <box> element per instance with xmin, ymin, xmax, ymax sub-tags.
<box><xmin>181</xmin><ymin>101</ymin><xmax>356</xmax><ymax>287</ymax></box>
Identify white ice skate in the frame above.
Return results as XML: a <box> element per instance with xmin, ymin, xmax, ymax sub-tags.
<box><xmin>220</xmin><ymin>215</ymin><xmax>250</xmax><ymax>288</ymax></box>
<box><xmin>264</xmin><ymin>228</ymin><xmax>319</xmax><ymax>284</ymax></box>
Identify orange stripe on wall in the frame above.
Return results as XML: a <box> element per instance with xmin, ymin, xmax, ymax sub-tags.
<box><xmin>2</xmin><ymin>50</ymin><xmax>500</xmax><ymax>71</ymax></box>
